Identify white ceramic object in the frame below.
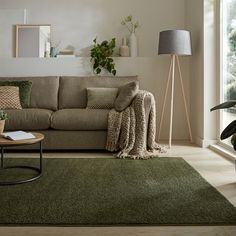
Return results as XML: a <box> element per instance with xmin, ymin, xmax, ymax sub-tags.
<box><xmin>119</xmin><ymin>37</ymin><xmax>129</xmax><ymax>57</ymax></box>
<box><xmin>129</xmin><ymin>33</ymin><xmax>138</xmax><ymax>57</ymax></box>
<box><xmin>0</xmin><ymin>120</ymin><xmax>5</xmax><ymax>134</ymax></box>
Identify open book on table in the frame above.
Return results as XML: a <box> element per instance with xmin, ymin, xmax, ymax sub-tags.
<box><xmin>2</xmin><ymin>131</ymin><xmax>35</xmax><ymax>141</ymax></box>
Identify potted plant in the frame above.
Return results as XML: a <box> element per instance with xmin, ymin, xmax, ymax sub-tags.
<box><xmin>121</xmin><ymin>15</ymin><xmax>140</xmax><ymax>57</ymax></box>
<box><xmin>0</xmin><ymin>111</ymin><xmax>8</xmax><ymax>134</ymax></box>
<box><xmin>121</xmin><ymin>15</ymin><xmax>140</xmax><ymax>34</ymax></box>
<box><xmin>90</xmin><ymin>38</ymin><xmax>117</xmax><ymax>76</ymax></box>
<box><xmin>211</xmin><ymin>101</ymin><xmax>236</xmax><ymax>150</ymax></box>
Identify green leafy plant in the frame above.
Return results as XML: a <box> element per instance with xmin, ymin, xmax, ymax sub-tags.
<box><xmin>90</xmin><ymin>38</ymin><xmax>116</xmax><ymax>76</ymax></box>
<box><xmin>121</xmin><ymin>15</ymin><xmax>140</xmax><ymax>34</ymax></box>
<box><xmin>225</xmin><ymin>82</ymin><xmax>236</xmax><ymax>100</ymax></box>
<box><xmin>0</xmin><ymin>111</ymin><xmax>8</xmax><ymax>121</ymax></box>
<box><xmin>211</xmin><ymin>101</ymin><xmax>236</xmax><ymax>150</ymax></box>
<box><xmin>229</xmin><ymin>29</ymin><xmax>236</xmax><ymax>56</ymax></box>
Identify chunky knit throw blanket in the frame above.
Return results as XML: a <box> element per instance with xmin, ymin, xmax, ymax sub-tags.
<box><xmin>106</xmin><ymin>90</ymin><xmax>164</xmax><ymax>159</ymax></box>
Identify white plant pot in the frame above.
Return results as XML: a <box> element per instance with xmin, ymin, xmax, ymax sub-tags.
<box><xmin>129</xmin><ymin>33</ymin><xmax>138</xmax><ymax>57</ymax></box>
<box><xmin>0</xmin><ymin>120</ymin><xmax>5</xmax><ymax>134</ymax></box>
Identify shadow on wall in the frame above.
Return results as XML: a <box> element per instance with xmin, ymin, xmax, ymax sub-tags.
<box><xmin>79</xmin><ymin>45</ymin><xmax>93</xmax><ymax>75</ymax></box>
<box><xmin>79</xmin><ymin>45</ymin><xmax>93</xmax><ymax>57</ymax></box>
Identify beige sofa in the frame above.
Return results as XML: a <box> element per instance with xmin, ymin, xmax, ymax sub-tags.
<box><xmin>0</xmin><ymin>76</ymin><xmax>152</xmax><ymax>150</ymax></box>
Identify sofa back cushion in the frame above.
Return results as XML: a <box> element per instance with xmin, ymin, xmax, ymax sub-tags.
<box><xmin>87</xmin><ymin>87</ymin><xmax>118</xmax><ymax>109</ymax></box>
<box><xmin>0</xmin><ymin>77</ymin><xmax>59</xmax><ymax>110</ymax></box>
<box><xmin>59</xmin><ymin>76</ymin><xmax>138</xmax><ymax>109</ymax></box>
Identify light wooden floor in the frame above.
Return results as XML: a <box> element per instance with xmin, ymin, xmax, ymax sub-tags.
<box><xmin>0</xmin><ymin>143</ymin><xmax>236</xmax><ymax>236</ymax></box>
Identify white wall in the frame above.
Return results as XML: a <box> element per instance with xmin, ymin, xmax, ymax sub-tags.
<box><xmin>0</xmin><ymin>9</ymin><xmax>25</xmax><ymax>57</ymax></box>
<box><xmin>203</xmin><ymin>0</ymin><xmax>218</xmax><ymax>145</ymax></box>
<box><xmin>0</xmin><ymin>0</ymin><xmax>193</xmax><ymax>141</ymax></box>
<box><xmin>186</xmin><ymin>0</ymin><xmax>204</xmax><ymax>146</ymax></box>
<box><xmin>186</xmin><ymin>0</ymin><xmax>218</xmax><ymax>147</ymax></box>
<box><xmin>0</xmin><ymin>0</ymin><xmax>186</xmax><ymax>57</ymax></box>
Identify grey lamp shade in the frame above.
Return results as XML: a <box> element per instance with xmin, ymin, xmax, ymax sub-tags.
<box><xmin>158</xmin><ymin>30</ymin><xmax>192</xmax><ymax>56</ymax></box>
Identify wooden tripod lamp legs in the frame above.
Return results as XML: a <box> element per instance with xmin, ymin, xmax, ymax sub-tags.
<box><xmin>176</xmin><ymin>57</ymin><xmax>193</xmax><ymax>143</ymax></box>
<box><xmin>169</xmin><ymin>55</ymin><xmax>176</xmax><ymax>148</ymax></box>
<box><xmin>157</xmin><ymin>58</ymin><xmax>173</xmax><ymax>142</ymax></box>
<box><xmin>157</xmin><ymin>55</ymin><xmax>192</xmax><ymax>148</ymax></box>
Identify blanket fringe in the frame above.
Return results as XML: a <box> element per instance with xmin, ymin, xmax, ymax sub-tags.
<box><xmin>106</xmin><ymin>141</ymin><xmax>118</xmax><ymax>152</ymax></box>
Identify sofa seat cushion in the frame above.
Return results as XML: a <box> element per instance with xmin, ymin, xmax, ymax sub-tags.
<box><xmin>4</xmin><ymin>109</ymin><xmax>53</xmax><ymax>131</ymax></box>
<box><xmin>51</xmin><ymin>109</ymin><xmax>110</xmax><ymax>131</ymax></box>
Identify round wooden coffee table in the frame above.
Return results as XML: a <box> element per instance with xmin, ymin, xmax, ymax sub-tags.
<box><xmin>0</xmin><ymin>132</ymin><xmax>44</xmax><ymax>186</ymax></box>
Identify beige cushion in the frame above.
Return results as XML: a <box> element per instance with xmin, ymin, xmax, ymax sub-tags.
<box><xmin>114</xmin><ymin>81</ymin><xmax>139</xmax><ymax>111</ymax></box>
<box><xmin>87</xmin><ymin>87</ymin><xmax>118</xmax><ymax>109</ymax></box>
<box><xmin>0</xmin><ymin>86</ymin><xmax>22</xmax><ymax>110</ymax></box>
<box><xmin>51</xmin><ymin>109</ymin><xmax>110</xmax><ymax>130</ymax></box>
<box><xmin>59</xmin><ymin>76</ymin><xmax>138</xmax><ymax>109</ymax></box>
<box><xmin>0</xmin><ymin>77</ymin><xmax>59</xmax><ymax>110</ymax></box>
<box><xmin>4</xmin><ymin>109</ymin><xmax>53</xmax><ymax>131</ymax></box>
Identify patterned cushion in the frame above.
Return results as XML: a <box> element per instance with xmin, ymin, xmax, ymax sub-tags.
<box><xmin>0</xmin><ymin>81</ymin><xmax>32</xmax><ymax>108</ymax></box>
<box><xmin>0</xmin><ymin>86</ymin><xmax>22</xmax><ymax>110</ymax></box>
<box><xmin>87</xmin><ymin>88</ymin><xmax>118</xmax><ymax>109</ymax></box>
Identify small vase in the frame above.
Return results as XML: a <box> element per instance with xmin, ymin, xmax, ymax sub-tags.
<box><xmin>50</xmin><ymin>47</ymin><xmax>57</xmax><ymax>57</ymax></box>
<box><xmin>129</xmin><ymin>33</ymin><xmax>138</xmax><ymax>57</ymax></box>
<box><xmin>119</xmin><ymin>37</ymin><xmax>129</xmax><ymax>57</ymax></box>
<box><xmin>0</xmin><ymin>120</ymin><xmax>5</xmax><ymax>134</ymax></box>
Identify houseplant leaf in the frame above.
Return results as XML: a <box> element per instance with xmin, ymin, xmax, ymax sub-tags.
<box><xmin>112</xmin><ymin>70</ymin><xmax>117</xmax><ymax>76</ymax></box>
<box><xmin>90</xmin><ymin>38</ymin><xmax>117</xmax><ymax>76</ymax></box>
<box><xmin>220</xmin><ymin>120</ymin><xmax>236</xmax><ymax>140</ymax></box>
<box><xmin>211</xmin><ymin>101</ymin><xmax>236</xmax><ymax>112</ymax></box>
<box><xmin>231</xmin><ymin>133</ymin><xmax>236</xmax><ymax>150</ymax></box>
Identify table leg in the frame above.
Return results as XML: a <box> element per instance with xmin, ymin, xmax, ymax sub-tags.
<box><xmin>1</xmin><ymin>147</ymin><xmax>4</xmax><ymax>169</ymax></box>
<box><xmin>40</xmin><ymin>141</ymin><xmax>43</xmax><ymax>173</ymax></box>
<box><xmin>0</xmin><ymin>140</ymin><xmax>43</xmax><ymax>185</ymax></box>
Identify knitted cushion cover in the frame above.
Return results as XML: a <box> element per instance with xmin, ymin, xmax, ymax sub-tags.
<box><xmin>86</xmin><ymin>87</ymin><xmax>118</xmax><ymax>109</ymax></box>
<box><xmin>0</xmin><ymin>86</ymin><xmax>22</xmax><ymax>110</ymax></box>
<box><xmin>0</xmin><ymin>81</ymin><xmax>32</xmax><ymax>108</ymax></box>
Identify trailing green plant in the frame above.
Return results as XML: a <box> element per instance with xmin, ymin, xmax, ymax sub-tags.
<box><xmin>0</xmin><ymin>111</ymin><xmax>8</xmax><ymax>121</ymax></box>
<box><xmin>121</xmin><ymin>15</ymin><xmax>140</xmax><ymax>34</ymax></box>
<box><xmin>211</xmin><ymin>101</ymin><xmax>236</xmax><ymax>150</ymax></box>
<box><xmin>90</xmin><ymin>38</ymin><xmax>116</xmax><ymax>76</ymax></box>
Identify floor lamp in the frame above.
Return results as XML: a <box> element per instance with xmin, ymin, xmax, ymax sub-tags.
<box><xmin>157</xmin><ymin>30</ymin><xmax>193</xmax><ymax>148</ymax></box>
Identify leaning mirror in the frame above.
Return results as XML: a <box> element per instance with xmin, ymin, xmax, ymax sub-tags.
<box><xmin>15</xmin><ymin>24</ymin><xmax>51</xmax><ymax>57</ymax></box>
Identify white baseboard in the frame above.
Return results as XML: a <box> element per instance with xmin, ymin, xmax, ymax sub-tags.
<box><xmin>210</xmin><ymin>144</ymin><xmax>236</xmax><ymax>163</ymax></box>
<box><xmin>194</xmin><ymin>137</ymin><xmax>217</xmax><ymax>148</ymax></box>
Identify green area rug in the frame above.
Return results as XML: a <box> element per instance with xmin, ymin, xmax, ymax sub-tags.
<box><xmin>0</xmin><ymin>157</ymin><xmax>236</xmax><ymax>226</ymax></box>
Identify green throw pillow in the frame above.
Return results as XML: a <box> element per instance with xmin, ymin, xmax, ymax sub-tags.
<box><xmin>0</xmin><ymin>81</ymin><xmax>32</xmax><ymax>108</ymax></box>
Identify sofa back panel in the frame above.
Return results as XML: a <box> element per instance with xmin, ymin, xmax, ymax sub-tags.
<box><xmin>59</xmin><ymin>76</ymin><xmax>138</xmax><ymax>109</ymax></box>
<box><xmin>0</xmin><ymin>77</ymin><xmax>59</xmax><ymax>110</ymax></box>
